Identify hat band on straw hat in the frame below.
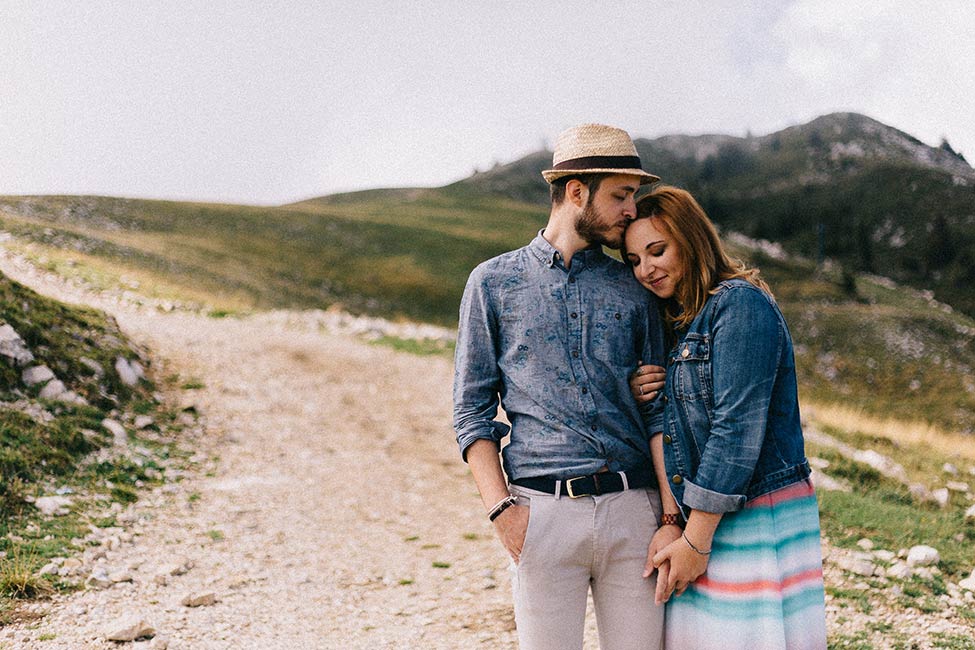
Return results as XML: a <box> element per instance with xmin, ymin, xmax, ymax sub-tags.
<box><xmin>552</xmin><ymin>155</ymin><xmax>644</xmax><ymax>172</ymax></box>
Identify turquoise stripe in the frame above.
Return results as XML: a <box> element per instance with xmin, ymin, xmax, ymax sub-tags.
<box><xmin>669</xmin><ymin>581</ymin><xmax>826</xmax><ymax>621</ymax></box>
<box><xmin>711</xmin><ymin>528</ymin><xmax>822</xmax><ymax>557</ymax></box>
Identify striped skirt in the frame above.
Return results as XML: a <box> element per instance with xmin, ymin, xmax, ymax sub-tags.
<box><xmin>665</xmin><ymin>479</ymin><xmax>827</xmax><ymax>650</ymax></box>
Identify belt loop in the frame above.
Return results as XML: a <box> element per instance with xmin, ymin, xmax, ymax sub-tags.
<box><xmin>618</xmin><ymin>471</ymin><xmax>629</xmax><ymax>491</ymax></box>
<box><xmin>555</xmin><ymin>480</ymin><xmax>562</xmax><ymax>500</ymax></box>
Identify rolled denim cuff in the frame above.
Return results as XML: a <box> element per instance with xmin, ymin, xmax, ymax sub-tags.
<box><xmin>682</xmin><ymin>479</ymin><xmax>747</xmax><ymax>514</ymax></box>
<box><xmin>457</xmin><ymin>421</ymin><xmax>511</xmax><ymax>462</ymax></box>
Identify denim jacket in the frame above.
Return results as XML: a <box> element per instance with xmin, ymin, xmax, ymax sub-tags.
<box><xmin>661</xmin><ymin>279</ymin><xmax>811</xmax><ymax>517</ymax></box>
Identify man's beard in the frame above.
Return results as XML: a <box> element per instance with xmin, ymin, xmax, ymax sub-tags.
<box><xmin>575</xmin><ymin>201</ymin><xmax>624</xmax><ymax>249</ymax></box>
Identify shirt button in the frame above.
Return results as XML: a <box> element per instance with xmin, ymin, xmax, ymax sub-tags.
<box><xmin>662</xmin><ymin>395</ymin><xmax>668</xmax><ymax>403</ymax></box>
<box><xmin>615</xmin><ymin>312</ymin><xmax>621</xmax><ymax>320</ymax></box>
<box><xmin>569</xmin><ymin>277</ymin><xmax>576</xmax><ymax>283</ymax></box>
<box><xmin>591</xmin><ymin>425</ymin><xmax>598</xmax><ymax>432</ymax></box>
<box><xmin>671</xmin><ymin>475</ymin><xmax>683</xmax><ymax>485</ymax></box>
<box><xmin>663</xmin><ymin>435</ymin><xmax>672</xmax><ymax>444</ymax></box>
<box><xmin>571</xmin><ymin>312</ymin><xmax>578</xmax><ymax>319</ymax></box>
<box><xmin>581</xmin><ymin>387</ymin><xmax>588</xmax><ymax>394</ymax></box>
<box><xmin>572</xmin><ymin>350</ymin><xmax>579</xmax><ymax>358</ymax></box>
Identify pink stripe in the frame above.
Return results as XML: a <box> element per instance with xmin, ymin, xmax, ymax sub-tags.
<box><xmin>745</xmin><ymin>481</ymin><xmax>815</xmax><ymax>509</ymax></box>
<box><xmin>695</xmin><ymin>567</ymin><xmax>824</xmax><ymax>596</ymax></box>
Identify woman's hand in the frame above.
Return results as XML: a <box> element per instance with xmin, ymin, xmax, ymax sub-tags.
<box><xmin>630</xmin><ymin>362</ymin><xmax>666</xmax><ymax>403</ymax></box>
<box><xmin>651</xmin><ymin>533</ymin><xmax>711</xmax><ymax>605</ymax></box>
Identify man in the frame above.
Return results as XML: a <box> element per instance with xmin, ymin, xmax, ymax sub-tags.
<box><xmin>453</xmin><ymin>124</ymin><xmax>670</xmax><ymax>650</ymax></box>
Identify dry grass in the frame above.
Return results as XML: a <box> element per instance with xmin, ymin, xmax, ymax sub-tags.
<box><xmin>803</xmin><ymin>398</ymin><xmax>975</xmax><ymax>462</ymax></box>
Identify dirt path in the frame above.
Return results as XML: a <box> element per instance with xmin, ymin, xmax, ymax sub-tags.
<box><xmin>0</xmin><ymin>255</ymin><xmax>542</xmax><ymax>649</ymax></box>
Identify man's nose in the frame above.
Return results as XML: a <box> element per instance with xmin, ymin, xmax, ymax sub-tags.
<box><xmin>623</xmin><ymin>197</ymin><xmax>637</xmax><ymax>220</ymax></box>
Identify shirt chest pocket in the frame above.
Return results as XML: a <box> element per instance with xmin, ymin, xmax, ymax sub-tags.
<box><xmin>590</xmin><ymin>304</ymin><xmax>640</xmax><ymax>369</ymax></box>
<box><xmin>671</xmin><ymin>334</ymin><xmax>712</xmax><ymax>401</ymax></box>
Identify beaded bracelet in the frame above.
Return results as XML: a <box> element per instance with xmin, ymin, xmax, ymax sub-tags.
<box><xmin>660</xmin><ymin>513</ymin><xmax>683</xmax><ymax>528</ymax></box>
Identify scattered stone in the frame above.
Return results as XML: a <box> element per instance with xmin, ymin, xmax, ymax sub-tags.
<box><xmin>0</xmin><ymin>323</ymin><xmax>35</xmax><ymax>366</ymax></box>
<box><xmin>856</xmin><ymin>538</ymin><xmax>875</xmax><ymax>551</ymax></box>
<box><xmin>115</xmin><ymin>356</ymin><xmax>145</xmax><ymax>386</ymax></box>
<box><xmin>838</xmin><ymin>553</ymin><xmax>877</xmax><ymax>577</ymax></box>
<box><xmin>79</xmin><ymin>356</ymin><xmax>105</xmax><ymax>377</ymax></box>
<box><xmin>907</xmin><ymin>545</ymin><xmax>940</xmax><ymax>567</ymax></box>
<box><xmin>960</xmin><ymin>570</ymin><xmax>975</xmax><ymax>593</ymax></box>
<box><xmin>21</xmin><ymin>365</ymin><xmax>55</xmax><ymax>386</ymax></box>
<box><xmin>38</xmin><ymin>379</ymin><xmax>67</xmax><ymax>399</ymax></box>
<box><xmin>181</xmin><ymin>591</ymin><xmax>216</xmax><ymax>607</ymax></box>
<box><xmin>86</xmin><ymin>567</ymin><xmax>113</xmax><ymax>589</ymax></box>
<box><xmin>33</xmin><ymin>495</ymin><xmax>73</xmax><ymax>516</ymax></box>
<box><xmin>873</xmin><ymin>550</ymin><xmax>896</xmax><ymax>562</ymax></box>
<box><xmin>38</xmin><ymin>561</ymin><xmax>60</xmax><ymax>576</ymax></box>
<box><xmin>105</xmin><ymin>618</ymin><xmax>155</xmax><ymax>642</ymax></box>
<box><xmin>946</xmin><ymin>481</ymin><xmax>969</xmax><ymax>493</ymax></box>
<box><xmin>134</xmin><ymin>415</ymin><xmax>155</xmax><ymax>429</ymax></box>
<box><xmin>909</xmin><ymin>483</ymin><xmax>931</xmax><ymax>502</ymax></box>
<box><xmin>932</xmin><ymin>488</ymin><xmax>950</xmax><ymax>508</ymax></box>
<box><xmin>886</xmin><ymin>563</ymin><xmax>913</xmax><ymax>580</ymax></box>
<box><xmin>943</xmin><ymin>463</ymin><xmax>959</xmax><ymax>475</ymax></box>
<box><xmin>102</xmin><ymin>418</ymin><xmax>128</xmax><ymax>446</ymax></box>
<box><xmin>109</xmin><ymin>570</ymin><xmax>134</xmax><ymax>583</ymax></box>
<box><xmin>965</xmin><ymin>504</ymin><xmax>975</xmax><ymax>523</ymax></box>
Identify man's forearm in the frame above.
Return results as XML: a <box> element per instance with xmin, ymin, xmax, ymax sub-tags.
<box><xmin>466</xmin><ymin>438</ymin><xmax>511</xmax><ymax>511</ymax></box>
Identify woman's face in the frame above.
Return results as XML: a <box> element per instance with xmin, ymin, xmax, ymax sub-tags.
<box><xmin>624</xmin><ymin>217</ymin><xmax>682</xmax><ymax>300</ymax></box>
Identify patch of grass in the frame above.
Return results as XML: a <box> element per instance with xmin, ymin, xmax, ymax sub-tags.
<box><xmin>180</xmin><ymin>380</ymin><xmax>205</xmax><ymax>390</ymax></box>
<box><xmin>403</xmin><ymin>536</ymin><xmax>420</xmax><ymax>542</ymax></box>
<box><xmin>432</xmin><ymin>561</ymin><xmax>451</xmax><ymax>569</ymax></box>
<box><xmin>828</xmin><ymin>630</ymin><xmax>873</xmax><ymax>650</ymax></box>
<box><xmin>462</xmin><ymin>533</ymin><xmax>479</xmax><ymax>541</ymax></box>
<box><xmin>38</xmin><ymin>633</ymin><xmax>56</xmax><ymax>641</ymax></box>
<box><xmin>931</xmin><ymin>632</ymin><xmax>975</xmax><ymax>650</ymax></box>
<box><xmin>206</xmin><ymin>529</ymin><xmax>225</xmax><ymax>542</ymax></box>
<box><xmin>0</xmin><ymin>546</ymin><xmax>52</xmax><ymax>599</ymax></box>
<box><xmin>370</xmin><ymin>336</ymin><xmax>454</xmax><ymax>357</ymax></box>
<box><xmin>825</xmin><ymin>586</ymin><xmax>872</xmax><ymax>613</ymax></box>
<box><xmin>397</xmin><ymin>578</ymin><xmax>414</xmax><ymax>586</ymax></box>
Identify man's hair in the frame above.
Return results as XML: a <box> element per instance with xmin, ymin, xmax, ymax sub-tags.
<box><xmin>626</xmin><ymin>185</ymin><xmax>771</xmax><ymax>329</ymax></box>
<box><xmin>549</xmin><ymin>173</ymin><xmax>606</xmax><ymax>205</ymax></box>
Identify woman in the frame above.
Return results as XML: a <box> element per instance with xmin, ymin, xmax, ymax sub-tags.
<box><xmin>626</xmin><ymin>186</ymin><xmax>827</xmax><ymax>649</ymax></box>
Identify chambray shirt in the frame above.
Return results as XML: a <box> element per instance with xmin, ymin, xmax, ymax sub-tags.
<box><xmin>453</xmin><ymin>231</ymin><xmax>666</xmax><ymax>481</ymax></box>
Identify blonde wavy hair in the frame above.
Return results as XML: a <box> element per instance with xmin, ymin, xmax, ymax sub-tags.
<box><xmin>627</xmin><ymin>185</ymin><xmax>771</xmax><ymax>329</ymax></box>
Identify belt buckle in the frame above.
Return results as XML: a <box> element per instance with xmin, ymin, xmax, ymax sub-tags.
<box><xmin>565</xmin><ymin>476</ymin><xmax>589</xmax><ymax>498</ymax></box>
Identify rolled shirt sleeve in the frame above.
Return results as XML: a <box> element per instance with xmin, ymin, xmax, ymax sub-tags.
<box><xmin>453</xmin><ymin>269</ymin><xmax>510</xmax><ymax>461</ymax></box>
<box><xmin>681</xmin><ymin>287</ymin><xmax>782</xmax><ymax>514</ymax></box>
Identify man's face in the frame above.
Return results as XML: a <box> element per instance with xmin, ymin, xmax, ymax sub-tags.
<box><xmin>574</xmin><ymin>174</ymin><xmax>641</xmax><ymax>249</ymax></box>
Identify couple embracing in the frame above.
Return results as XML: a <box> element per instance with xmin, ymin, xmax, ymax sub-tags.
<box><xmin>452</xmin><ymin>124</ymin><xmax>828</xmax><ymax>649</ymax></box>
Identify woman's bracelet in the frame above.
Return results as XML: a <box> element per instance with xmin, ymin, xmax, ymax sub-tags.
<box><xmin>682</xmin><ymin>531</ymin><xmax>712</xmax><ymax>555</ymax></box>
<box><xmin>488</xmin><ymin>495</ymin><xmax>517</xmax><ymax>522</ymax></box>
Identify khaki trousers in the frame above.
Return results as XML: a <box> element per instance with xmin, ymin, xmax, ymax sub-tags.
<box><xmin>507</xmin><ymin>483</ymin><xmax>665</xmax><ymax>650</ymax></box>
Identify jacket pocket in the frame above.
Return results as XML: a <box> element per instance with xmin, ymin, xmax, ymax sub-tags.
<box><xmin>671</xmin><ymin>334</ymin><xmax>711</xmax><ymax>400</ymax></box>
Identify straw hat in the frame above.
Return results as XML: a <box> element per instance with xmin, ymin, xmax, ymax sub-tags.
<box><xmin>541</xmin><ymin>123</ymin><xmax>659</xmax><ymax>185</ymax></box>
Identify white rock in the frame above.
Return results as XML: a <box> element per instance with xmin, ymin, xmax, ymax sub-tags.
<box><xmin>944</xmin><ymin>463</ymin><xmax>959</xmax><ymax>475</ymax></box>
<box><xmin>960</xmin><ymin>569</ymin><xmax>975</xmax><ymax>593</ymax></box>
<box><xmin>38</xmin><ymin>562</ymin><xmax>60</xmax><ymax>576</ymax></box>
<box><xmin>856</xmin><ymin>538</ymin><xmax>875</xmax><ymax>551</ymax></box>
<box><xmin>946</xmin><ymin>481</ymin><xmax>969</xmax><ymax>493</ymax></box>
<box><xmin>932</xmin><ymin>488</ymin><xmax>950</xmax><ymax>508</ymax></box>
<box><xmin>109</xmin><ymin>570</ymin><xmax>133</xmax><ymax>583</ymax></box>
<box><xmin>965</xmin><ymin>504</ymin><xmax>975</xmax><ymax>523</ymax></box>
<box><xmin>21</xmin><ymin>365</ymin><xmax>55</xmax><ymax>386</ymax></box>
<box><xmin>909</xmin><ymin>483</ymin><xmax>931</xmax><ymax>502</ymax></box>
<box><xmin>115</xmin><ymin>356</ymin><xmax>144</xmax><ymax>386</ymax></box>
<box><xmin>134</xmin><ymin>415</ymin><xmax>155</xmax><ymax>429</ymax></box>
<box><xmin>102</xmin><ymin>418</ymin><xmax>128</xmax><ymax>446</ymax></box>
<box><xmin>838</xmin><ymin>555</ymin><xmax>876</xmax><ymax>577</ymax></box>
<box><xmin>79</xmin><ymin>356</ymin><xmax>105</xmax><ymax>377</ymax></box>
<box><xmin>33</xmin><ymin>496</ymin><xmax>73</xmax><ymax>516</ymax></box>
<box><xmin>907</xmin><ymin>545</ymin><xmax>940</xmax><ymax>567</ymax></box>
<box><xmin>38</xmin><ymin>379</ymin><xmax>67</xmax><ymax>399</ymax></box>
<box><xmin>0</xmin><ymin>324</ymin><xmax>35</xmax><ymax>366</ymax></box>
<box><xmin>886</xmin><ymin>563</ymin><xmax>913</xmax><ymax>580</ymax></box>
<box><xmin>105</xmin><ymin>618</ymin><xmax>155</xmax><ymax>642</ymax></box>
<box><xmin>181</xmin><ymin>591</ymin><xmax>216</xmax><ymax>607</ymax></box>
<box><xmin>86</xmin><ymin>567</ymin><xmax>113</xmax><ymax>589</ymax></box>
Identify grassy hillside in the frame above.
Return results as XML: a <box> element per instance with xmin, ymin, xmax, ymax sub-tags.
<box><xmin>0</xmin><ymin>272</ymin><xmax>179</xmax><ymax>612</ymax></box>
<box><xmin>1</xmin><ymin>189</ymin><xmax>972</xmax><ymax>436</ymax></box>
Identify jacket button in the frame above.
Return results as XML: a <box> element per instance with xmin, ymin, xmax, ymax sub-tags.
<box><xmin>681</xmin><ymin>347</ymin><xmax>690</xmax><ymax>358</ymax></box>
<box><xmin>671</xmin><ymin>475</ymin><xmax>683</xmax><ymax>485</ymax></box>
<box><xmin>571</xmin><ymin>312</ymin><xmax>578</xmax><ymax>319</ymax></box>
<box><xmin>662</xmin><ymin>395</ymin><xmax>668</xmax><ymax>403</ymax></box>
<box><xmin>663</xmin><ymin>435</ymin><xmax>672</xmax><ymax>444</ymax></box>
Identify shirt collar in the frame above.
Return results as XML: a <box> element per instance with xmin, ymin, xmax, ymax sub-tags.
<box><xmin>528</xmin><ymin>230</ymin><xmax>608</xmax><ymax>270</ymax></box>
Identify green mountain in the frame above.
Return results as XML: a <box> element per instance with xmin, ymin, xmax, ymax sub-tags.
<box><xmin>458</xmin><ymin>112</ymin><xmax>975</xmax><ymax>319</ymax></box>
<box><xmin>0</xmin><ymin>112</ymin><xmax>973</xmax><ymax>433</ymax></box>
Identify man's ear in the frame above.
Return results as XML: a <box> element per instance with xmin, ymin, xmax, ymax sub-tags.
<box><xmin>564</xmin><ymin>179</ymin><xmax>589</xmax><ymax>208</ymax></box>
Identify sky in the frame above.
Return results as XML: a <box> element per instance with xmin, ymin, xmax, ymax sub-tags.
<box><xmin>2</xmin><ymin>1</ymin><xmax>973</xmax><ymax>206</ymax></box>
